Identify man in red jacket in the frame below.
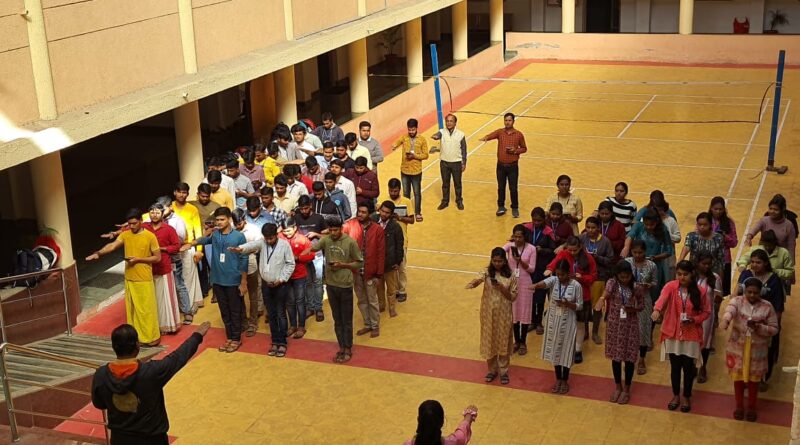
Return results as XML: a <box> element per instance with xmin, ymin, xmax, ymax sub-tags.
<box><xmin>345</xmin><ymin>156</ymin><xmax>380</xmax><ymax>208</ymax></box>
<box><xmin>280</xmin><ymin>218</ymin><xmax>316</xmax><ymax>338</ymax></box>
<box><xmin>343</xmin><ymin>203</ymin><xmax>385</xmax><ymax>337</ymax></box>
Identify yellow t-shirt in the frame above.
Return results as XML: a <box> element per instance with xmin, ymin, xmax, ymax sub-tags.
<box><xmin>381</xmin><ymin>195</ymin><xmax>413</xmax><ymax>248</ymax></box>
<box><xmin>211</xmin><ymin>189</ymin><xmax>234</xmax><ymax>210</ymax></box>
<box><xmin>119</xmin><ymin>229</ymin><xmax>160</xmax><ymax>282</ymax></box>
<box><xmin>172</xmin><ymin>202</ymin><xmax>203</xmax><ymax>252</ymax></box>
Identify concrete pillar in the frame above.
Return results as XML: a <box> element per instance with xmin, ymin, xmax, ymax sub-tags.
<box><xmin>283</xmin><ymin>0</ymin><xmax>294</xmax><ymax>40</ymax></box>
<box><xmin>562</xmin><ymin>0</ymin><xmax>576</xmax><ymax>33</ymax></box>
<box><xmin>23</xmin><ymin>0</ymin><xmax>57</xmax><ymax>120</ymax></box>
<box><xmin>531</xmin><ymin>0</ymin><xmax>545</xmax><ymax>32</ymax></box>
<box><xmin>348</xmin><ymin>38</ymin><xmax>370</xmax><ymax>116</ymax></box>
<box><xmin>489</xmin><ymin>0</ymin><xmax>503</xmax><ymax>43</ymax></box>
<box><xmin>177</xmin><ymin>0</ymin><xmax>198</xmax><ymax>74</ymax></box>
<box><xmin>635</xmin><ymin>0</ymin><xmax>652</xmax><ymax>33</ymax></box>
<box><xmin>250</xmin><ymin>74</ymin><xmax>277</xmax><ymax>142</ymax></box>
<box><xmin>173</xmin><ymin>102</ymin><xmax>205</xmax><ymax>188</ymax></box>
<box><xmin>7</xmin><ymin>165</ymin><xmax>36</xmax><ymax>219</ymax></box>
<box><xmin>679</xmin><ymin>0</ymin><xmax>694</xmax><ymax>34</ymax></box>
<box><xmin>404</xmin><ymin>18</ymin><xmax>423</xmax><ymax>86</ymax></box>
<box><xmin>452</xmin><ymin>1</ymin><xmax>468</xmax><ymax>62</ymax></box>
<box><xmin>358</xmin><ymin>0</ymin><xmax>367</xmax><ymax>16</ymax></box>
<box><xmin>275</xmin><ymin>65</ymin><xmax>298</xmax><ymax>124</ymax></box>
<box><xmin>29</xmin><ymin>152</ymin><xmax>74</xmax><ymax>267</ymax></box>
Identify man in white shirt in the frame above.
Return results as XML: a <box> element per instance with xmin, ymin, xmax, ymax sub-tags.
<box><xmin>358</xmin><ymin>121</ymin><xmax>383</xmax><ymax>173</ymax></box>
<box><xmin>328</xmin><ymin>159</ymin><xmax>357</xmax><ymax>216</ymax></box>
<box><xmin>288</xmin><ymin>124</ymin><xmax>318</xmax><ymax>161</ymax></box>
<box><xmin>345</xmin><ymin>132</ymin><xmax>373</xmax><ymax>170</ymax></box>
<box><xmin>430</xmin><ymin>113</ymin><xmax>467</xmax><ymax>211</ymax></box>
<box><xmin>283</xmin><ymin>164</ymin><xmax>309</xmax><ymax>199</ymax></box>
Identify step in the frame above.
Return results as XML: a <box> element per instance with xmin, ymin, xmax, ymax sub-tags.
<box><xmin>0</xmin><ymin>425</ymin><xmax>106</xmax><ymax>445</ymax></box>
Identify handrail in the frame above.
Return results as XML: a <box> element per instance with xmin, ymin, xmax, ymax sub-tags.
<box><xmin>0</xmin><ymin>342</ymin><xmax>108</xmax><ymax>444</ymax></box>
<box><xmin>0</xmin><ymin>268</ymin><xmax>72</xmax><ymax>341</ymax></box>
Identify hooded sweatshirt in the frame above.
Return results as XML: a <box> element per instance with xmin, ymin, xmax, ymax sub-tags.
<box><xmin>91</xmin><ymin>333</ymin><xmax>203</xmax><ymax>440</ymax></box>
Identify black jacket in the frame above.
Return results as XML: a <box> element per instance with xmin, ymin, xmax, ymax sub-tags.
<box><xmin>91</xmin><ymin>333</ymin><xmax>203</xmax><ymax>441</ymax></box>
<box><xmin>372</xmin><ymin>215</ymin><xmax>404</xmax><ymax>270</ymax></box>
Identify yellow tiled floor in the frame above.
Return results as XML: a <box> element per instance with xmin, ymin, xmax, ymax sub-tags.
<box><xmin>179</xmin><ymin>61</ymin><xmax>800</xmax><ymax>443</ymax></box>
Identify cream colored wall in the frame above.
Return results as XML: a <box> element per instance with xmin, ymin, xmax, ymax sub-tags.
<box><xmin>193</xmin><ymin>0</ymin><xmax>286</xmax><ymax>68</ymax></box>
<box><xmin>292</xmin><ymin>0</ymin><xmax>359</xmax><ymax>38</ymax></box>
<box><xmin>367</xmin><ymin>0</ymin><xmax>386</xmax><ymax>14</ymax></box>
<box><xmin>0</xmin><ymin>1</ymin><xmax>38</xmax><ymax>125</ymax></box>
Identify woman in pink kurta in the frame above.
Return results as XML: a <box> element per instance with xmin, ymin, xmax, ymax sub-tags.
<box><xmin>504</xmin><ymin>225</ymin><xmax>536</xmax><ymax>355</ymax></box>
<box><xmin>720</xmin><ymin>278</ymin><xmax>779</xmax><ymax>422</ymax></box>
<box><xmin>405</xmin><ymin>400</ymin><xmax>476</xmax><ymax>445</ymax></box>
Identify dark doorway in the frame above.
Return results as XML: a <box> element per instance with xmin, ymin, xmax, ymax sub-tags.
<box><xmin>585</xmin><ymin>0</ymin><xmax>620</xmax><ymax>33</ymax></box>
<box><xmin>317</xmin><ymin>51</ymin><xmax>335</xmax><ymax>92</ymax></box>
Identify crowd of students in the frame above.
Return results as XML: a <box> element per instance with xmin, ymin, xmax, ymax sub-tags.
<box><xmin>470</xmin><ymin>181</ymin><xmax>796</xmax><ymax>423</ymax></box>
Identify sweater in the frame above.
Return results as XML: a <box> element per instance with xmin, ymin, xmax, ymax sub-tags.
<box><xmin>546</xmin><ymin>249</ymin><xmax>597</xmax><ymax>301</ymax></box>
<box><xmin>373</xmin><ymin>215</ymin><xmax>404</xmax><ymax>270</ymax></box>
<box><xmin>345</xmin><ymin>169</ymin><xmax>381</xmax><ymax>206</ymax></box>
<box><xmin>281</xmin><ymin>232</ymin><xmax>315</xmax><ymax>280</ymax></box>
<box><xmin>240</xmin><ymin>238</ymin><xmax>295</xmax><ymax>284</ymax></box>
<box><xmin>343</xmin><ymin>219</ymin><xmax>385</xmax><ymax>279</ymax></box>
<box><xmin>654</xmin><ymin>280</ymin><xmax>711</xmax><ymax>344</ymax></box>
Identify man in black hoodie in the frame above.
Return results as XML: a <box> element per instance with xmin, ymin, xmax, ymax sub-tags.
<box><xmin>92</xmin><ymin>321</ymin><xmax>210</xmax><ymax>444</ymax></box>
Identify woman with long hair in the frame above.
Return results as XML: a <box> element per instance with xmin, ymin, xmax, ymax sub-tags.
<box><xmin>504</xmin><ymin>225</ymin><xmax>537</xmax><ymax>355</ymax></box>
<box><xmin>580</xmin><ymin>217</ymin><xmax>615</xmax><ymax>345</ymax></box>
<box><xmin>605</xmin><ymin>182</ymin><xmax>637</xmax><ymax>233</ymax></box>
<box><xmin>625</xmin><ymin>240</ymin><xmax>658</xmax><ymax>375</ymax></box>
<box><xmin>597</xmin><ymin>201</ymin><xmax>627</xmax><ymax>257</ymax></box>
<box><xmin>524</xmin><ymin>207</ymin><xmax>557</xmax><ymax>334</ymax></box>
<box><xmin>709</xmin><ymin>196</ymin><xmax>739</xmax><ymax>298</ymax></box>
<box><xmin>622</xmin><ymin>208</ymin><xmax>673</xmax><ymax>300</ymax></box>
<box><xmin>651</xmin><ymin>261</ymin><xmax>711</xmax><ymax>413</ymax></box>
<box><xmin>634</xmin><ymin>190</ymin><xmax>676</xmax><ymax>222</ymax></box>
<box><xmin>744</xmin><ymin>194</ymin><xmax>797</xmax><ymax>296</ymax></box>
<box><xmin>693</xmin><ymin>252</ymin><xmax>722</xmax><ymax>384</ymax></box>
<box><xmin>405</xmin><ymin>400</ymin><xmax>477</xmax><ymax>445</ymax></box>
<box><xmin>680</xmin><ymin>212</ymin><xmax>725</xmax><ymax>277</ymax></box>
<box><xmin>546</xmin><ymin>202</ymin><xmax>574</xmax><ymax>247</ymax></box>
<box><xmin>466</xmin><ymin>248</ymin><xmax>518</xmax><ymax>385</ymax></box>
<box><xmin>545</xmin><ymin>175</ymin><xmax>584</xmax><ymax>235</ymax></box>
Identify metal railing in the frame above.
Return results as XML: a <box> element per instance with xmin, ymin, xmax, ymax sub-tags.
<box><xmin>0</xmin><ymin>268</ymin><xmax>72</xmax><ymax>343</ymax></box>
<box><xmin>0</xmin><ymin>342</ymin><xmax>108</xmax><ymax>444</ymax></box>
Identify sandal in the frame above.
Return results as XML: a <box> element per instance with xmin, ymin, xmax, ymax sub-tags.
<box><xmin>518</xmin><ymin>344</ymin><xmax>528</xmax><ymax>356</ymax></box>
<box><xmin>551</xmin><ymin>381</ymin><xmax>562</xmax><ymax>393</ymax></box>
<box><xmin>610</xmin><ymin>389</ymin><xmax>621</xmax><ymax>403</ymax></box>
<box><xmin>183</xmin><ymin>314</ymin><xmax>193</xmax><ymax>325</ymax></box>
<box><xmin>225</xmin><ymin>341</ymin><xmax>241</xmax><ymax>353</ymax></box>
<box><xmin>268</xmin><ymin>345</ymin><xmax>278</xmax><ymax>356</ymax></box>
<box><xmin>617</xmin><ymin>392</ymin><xmax>630</xmax><ymax>405</ymax></box>
<box><xmin>276</xmin><ymin>345</ymin><xmax>286</xmax><ymax>357</ymax></box>
<box><xmin>218</xmin><ymin>340</ymin><xmax>232</xmax><ymax>352</ymax></box>
<box><xmin>745</xmin><ymin>410</ymin><xmax>757</xmax><ymax>422</ymax></box>
<box><xmin>415</xmin><ymin>215</ymin><xmax>423</xmax><ymax>222</ymax></box>
<box><xmin>733</xmin><ymin>409</ymin><xmax>745</xmax><ymax>421</ymax></box>
<box><xmin>340</xmin><ymin>352</ymin><xmax>352</xmax><ymax>363</ymax></box>
<box><xmin>637</xmin><ymin>361</ymin><xmax>647</xmax><ymax>375</ymax></box>
<box><xmin>333</xmin><ymin>351</ymin><xmax>344</xmax><ymax>363</ymax></box>
<box><xmin>680</xmin><ymin>398</ymin><xmax>691</xmax><ymax>413</ymax></box>
<box><xmin>245</xmin><ymin>325</ymin><xmax>257</xmax><ymax>337</ymax></box>
<box><xmin>293</xmin><ymin>328</ymin><xmax>306</xmax><ymax>339</ymax></box>
<box><xmin>559</xmin><ymin>382</ymin><xmax>570</xmax><ymax>394</ymax></box>
<box><xmin>500</xmin><ymin>374</ymin><xmax>510</xmax><ymax>385</ymax></box>
<box><xmin>485</xmin><ymin>373</ymin><xmax>497</xmax><ymax>383</ymax></box>
<box><xmin>668</xmin><ymin>397</ymin><xmax>680</xmax><ymax>411</ymax></box>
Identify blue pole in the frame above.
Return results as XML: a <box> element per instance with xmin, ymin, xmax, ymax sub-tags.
<box><xmin>767</xmin><ymin>50</ymin><xmax>785</xmax><ymax>168</ymax></box>
<box><xmin>430</xmin><ymin>43</ymin><xmax>444</xmax><ymax>131</ymax></box>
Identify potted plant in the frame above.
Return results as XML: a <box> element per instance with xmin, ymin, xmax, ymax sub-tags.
<box><xmin>765</xmin><ymin>9</ymin><xmax>789</xmax><ymax>34</ymax></box>
<box><xmin>377</xmin><ymin>25</ymin><xmax>403</xmax><ymax>65</ymax></box>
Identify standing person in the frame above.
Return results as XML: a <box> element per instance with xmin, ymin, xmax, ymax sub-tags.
<box><xmin>345</xmin><ymin>132</ymin><xmax>373</xmax><ymax>170</ymax></box>
<box><xmin>312</xmin><ymin>180</ymin><xmax>348</xmax><ymax>223</ymax></box>
<box><xmin>625</xmin><ymin>240</ymin><xmax>658</xmax><ymax>375</ymax></box>
<box><xmin>621</xmin><ymin>208</ymin><xmax>674</xmax><ymax>303</ymax></box>
<box><xmin>523</xmin><ymin>207</ymin><xmax>557</xmax><ymax>335</ymax></box>
<box><xmin>382</xmin><ymin>178</ymin><xmax>415</xmax><ymax>302</ymax></box>
<box><xmin>679</xmin><ymin>212</ymin><xmax>725</xmax><ymax>277</ymax></box>
<box><xmin>545</xmin><ymin>175</ymin><xmax>584</xmax><ymax>235</ymax></box>
<box><xmin>744</xmin><ymin>194</ymin><xmax>797</xmax><ymax>295</ymax></box>
<box><xmin>91</xmin><ymin>322</ymin><xmax>211</xmax><ymax>445</ymax></box>
<box><xmin>605</xmin><ymin>182</ymin><xmax>638</xmax><ymax>233</ymax></box>
<box><xmin>328</xmin><ymin>160</ymin><xmax>358</xmax><ymax>216</ymax></box>
<box><xmin>503</xmin><ymin>225</ymin><xmax>536</xmax><ymax>355</ymax></box>
<box><xmin>373</xmin><ymin>200</ymin><xmax>405</xmax><ymax>318</ymax></box>
<box><xmin>189</xmin><ymin>183</ymin><xmax>220</xmax><ymax>303</ymax></box>
<box><xmin>546</xmin><ymin>236</ymin><xmax>597</xmax><ymax>363</ymax></box>
<box><xmin>281</xmin><ymin>218</ymin><xmax>315</xmax><ymax>339</ymax></box>
<box><xmin>480</xmin><ymin>113</ymin><xmax>527</xmax><ymax>218</ymax></box>
<box><xmin>597</xmin><ymin>201</ymin><xmax>626</xmax><ymax>258</ymax></box>
<box><xmin>392</xmin><ymin>118</ymin><xmax>429</xmax><ymax>222</ymax></box>
<box><xmin>720</xmin><ymin>278</ymin><xmax>779</xmax><ymax>422</ymax></box>
<box><xmin>595</xmin><ymin>262</ymin><xmax>644</xmax><ymax>405</ymax></box>
<box><xmin>737</xmin><ymin>230</ymin><xmax>795</xmax><ymax>284</ymax></box>
<box><xmin>258</xmin><ymin>186</ymin><xmax>289</xmax><ymax>228</ymax></box>
<box><xmin>206</xmin><ymin>170</ymin><xmax>234</xmax><ymax>211</ymax></box>
<box><xmin>431</xmin><ymin>113</ymin><xmax>467</xmax><ymax>211</ymax></box>
<box><xmin>226</xmin><ymin>160</ymin><xmax>256</xmax><ymax>208</ymax></box>
<box><xmin>634</xmin><ymin>190</ymin><xmax>677</xmax><ymax>222</ymax></box>
<box><xmin>651</xmin><ymin>260</ymin><xmax>711</xmax><ymax>413</ymax></box>
<box><xmin>231</xmin><ymin>209</ymin><xmax>264</xmax><ymax>338</ymax></box>
<box><xmin>334</xmin><ymin>140</ymin><xmax>357</xmax><ymax>172</ymax></box>
<box><xmin>530</xmin><ymin>259</ymin><xmax>583</xmax><ymax>394</ymax></box>
<box><xmin>581</xmin><ymin>217</ymin><xmax>615</xmax><ymax>345</ymax></box>
<box><xmin>357</xmin><ymin>121</ymin><xmax>384</xmax><ymax>173</ymax></box>
<box><xmin>345</xmin><ymin>156</ymin><xmax>380</xmax><ymax>207</ymax></box>
<box><xmin>344</xmin><ymin>203</ymin><xmax>385</xmax><ymax>338</ymax></box>
<box><xmin>312</xmin><ymin>111</ymin><xmax>345</xmax><ymax>144</ymax></box>
<box><xmin>245</xmin><ymin>196</ymin><xmax>276</xmax><ymax>230</ymax></box>
<box><xmin>232</xmin><ymin>223</ymin><xmax>295</xmax><ymax>357</ymax></box>
<box><xmin>404</xmin><ymin>400</ymin><xmax>477</xmax><ymax>445</ymax></box>
<box><xmin>153</xmin><ymin>197</ymin><xmax>191</xmax><ymax>325</ymax></box>
<box><xmin>709</xmin><ymin>196</ymin><xmax>739</xmax><ymax>298</ymax></box>
<box><xmin>295</xmin><ymin>195</ymin><xmax>329</xmax><ymax>322</ymax></box>
<box><xmin>239</xmin><ymin>150</ymin><xmax>266</xmax><ymax>190</ymax></box>
<box><xmin>694</xmin><ymin>252</ymin><xmax>722</xmax><ymax>384</ymax></box>
<box><xmin>86</xmin><ymin>210</ymin><xmax>161</xmax><ymax>346</ymax></box>
<box><xmin>303</xmin><ymin>156</ymin><xmax>327</xmax><ymax>184</ymax></box>
<box><xmin>142</xmin><ymin>205</ymin><xmax>182</xmax><ymax>335</ymax></box>
<box><xmin>184</xmin><ymin>207</ymin><xmax>248</xmax><ymax>353</ymax></box>
<box><xmin>272</xmin><ymin>174</ymin><xmax>298</xmax><ymax>214</ymax></box>
<box><xmin>283</xmin><ymin>164</ymin><xmax>310</xmax><ymax>198</ymax></box>
<box><xmin>288</xmin><ymin>123</ymin><xmax>318</xmax><ymax>160</ymax></box>
<box><xmin>736</xmin><ymin>249</ymin><xmax>786</xmax><ymax>391</ymax></box>
<box><xmin>304</xmin><ymin>217</ymin><xmax>363</xmax><ymax>363</ymax></box>
<box><xmin>546</xmin><ymin>203</ymin><xmax>574</xmax><ymax>247</ymax></box>
<box><xmin>172</xmin><ymin>182</ymin><xmax>205</xmax><ymax>316</ymax></box>
<box><xmin>465</xmin><ymin>248</ymin><xmax>518</xmax><ymax>385</ymax></box>
<box><xmin>323</xmin><ymin>174</ymin><xmax>353</xmax><ymax>222</ymax></box>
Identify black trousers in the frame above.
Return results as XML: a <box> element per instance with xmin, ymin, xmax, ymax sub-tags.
<box><xmin>612</xmin><ymin>360</ymin><xmax>635</xmax><ymax>386</ymax></box>
<box><xmin>668</xmin><ymin>353</ymin><xmax>697</xmax><ymax>397</ymax></box>
<box><xmin>513</xmin><ymin>322</ymin><xmax>529</xmax><ymax>344</ymax></box>
<box><xmin>766</xmin><ymin>326</ymin><xmax>781</xmax><ymax>380</ymax></box>
<box><xmin>213</xmin><ymin>284</ymin><xmax>244</xmax><ymax>341</ymax></box>
<box><xmin>111</xmin><ymin>431</ymin><xmax>168</xmax><ymax>445</ymax></box>
<box><xmin>327</xmin><ymin>285</ymin><xmax>354</xmax><ymax>349</ymax></box>
<box><xmin>440</xmin><ymin>161</ymin><xmax>463</xmax><ymax>204</ymax></box>
<box><xmin>198</xmin><ymin>256</ymin><xmax>211</xmax><ymax>297</ymax></box>
<box><xmin>496</xmin><ymin>162</ymin><xmax>519</xmax><ymax>209</ymax></box>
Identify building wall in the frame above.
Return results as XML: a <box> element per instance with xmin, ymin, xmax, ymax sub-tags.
<box><xmin>0</xmin><ymin>1</ymin><xmax>42</xmax><ymax>125</ymax></box>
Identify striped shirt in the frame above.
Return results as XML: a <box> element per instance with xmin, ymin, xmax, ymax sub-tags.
<box><xmin>605</xmin><ymin>197</ymin><xmax>637</xmax><ymax>232</ymax></box>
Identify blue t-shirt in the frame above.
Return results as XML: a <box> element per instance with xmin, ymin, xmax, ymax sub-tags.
<box><xmin>197</xmin><ymin>229</ymin><xmax>248</xmax><ymax>286</ymax></box>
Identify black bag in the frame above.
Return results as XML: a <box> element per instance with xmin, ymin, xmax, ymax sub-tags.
<box><xmin>12</xmin><ymin>249</ymin><xmax>42</xmax><ymax>288</ymax></box>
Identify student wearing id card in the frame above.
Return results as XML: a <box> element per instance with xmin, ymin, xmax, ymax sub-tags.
<box><xmin>594</xmin><ymin>262</ymin><xmax>644</xmax><ymax>405</ymax></box>
<box><xmin>503</xmin><ymin>225</ymin><xmax>536</xmax><ymax>356</ymax></box>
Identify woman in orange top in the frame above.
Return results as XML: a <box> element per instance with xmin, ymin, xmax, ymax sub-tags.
<box><xmin>651</xmin><ymin>260</ymin><xmax>711</xmax><ymax>413</ymax></box>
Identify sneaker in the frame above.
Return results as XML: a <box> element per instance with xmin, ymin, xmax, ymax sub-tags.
<box><xmin>456</xmin><ymin>201</ymin><xmax>464</xmax><ymax>210</ymax></box>
<box><xmin>437</xmin><ymin>202</ymin><xmax>449</xmax><ymax>210</ymax></box>
<box><xmin>396</xmin><ymin>293</ymin><xmax>407</xmax><ymax>302</ymax></box>
<box><xmin>574</xmin><ymin>351</ymin><xmax>583</xmax><ymax>364</ymax></box>
<box><xmin>496</xmin><ymin>207</ymin><xmax>507</xmax><ymax>216</ymax></box>
<box><xmin>512</xmin><ymin>209</ymin><xmax>520</xmax><ymax>218</ymax></box>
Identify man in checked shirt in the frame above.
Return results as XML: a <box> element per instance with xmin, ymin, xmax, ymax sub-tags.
<box><xmin>480</xmin><ymin>112</ymin><xmax>528</xmax><ymax>218</ymax></box>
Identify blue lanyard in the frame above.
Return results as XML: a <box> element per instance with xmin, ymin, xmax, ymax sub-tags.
<box><xmin>532</xmin><ymin>228</ymin><xmax>542</xmax><ymax>244</ymax></box>
<box><xmin>557</xmin><ymin>282</ymin><xmax>567</xmax><ymax>301</ymax></box>
<box><xmin>572</xmin><ymin>261</ymin><xmax>578</xmax><ymax>274</ymax></box>
<box><xmin>620</xmin><ymin>286</ymin><xmax>630</xmax><ymax>306</ymax></box>
<box><xmin>601</xmin><ymin>222</ymin><xmax>610</xmax><ymax>236</ymax></box>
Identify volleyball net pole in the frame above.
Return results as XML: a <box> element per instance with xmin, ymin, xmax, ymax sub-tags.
<box><xmin>430</xmin><ymin>43</ymin><xmax>445</xmax><ymax>131</ymax></box>
<box><xmin>767</xmin><ymin>50</ymin><xmax>789</xmax><ymax>175</ymax></box>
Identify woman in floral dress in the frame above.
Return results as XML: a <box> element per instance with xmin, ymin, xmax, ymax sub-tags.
<box><xmin>625</xmin><ymin>240</ymin><xmax>658</xmax><ymax>375</ymax></box>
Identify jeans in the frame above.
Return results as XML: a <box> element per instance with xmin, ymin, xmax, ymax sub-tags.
<box><xmin>440</xmin><ymin>161</ymin><xmax>463</xmax><ymax>204</ymax></box>
<box><xmin>244</xmin><ymin>272</ymin><xmax>261</xmax><ymax>327</ymax></box>
<box><xmin>262</xmin><ymin>282</ymin><xmax>289</xmax><ymax>346</ymax></box>
<box><xmin>401</xmin><ymin>173</ymin><xmax>422</xmax><ymax>215</ymax></box>
<box><xmin>305</xmin><ymin>255</ymin><xmax>324</xmax><ymax>312</ymax></box>
<box><xmin>327</xmin><ymin>285</ymin><xmax>354</xmax><ymax>349</ymax></box>
<box><xmin>198</xmin><ymin>256</ymin><xmax>211</xmax><ymax>298</ymax></box>
<box><xmin>171</xmin><ymin>256</ymin><xmax>191</xmax><ymax>315</ymax></box>
<box><xmin>287</xmin><ymin>277</ymin><xmax>308</xmax><ymax>328</ymax></box>
<box><xmin>496</xmin><ymin>162</ymin><xmax>519</xmax><ymax>209</ymax></box>
<box><xmin>212</xmin><ymin>284</ymin><xmax>244</xmax><ymax>341</ymax></box>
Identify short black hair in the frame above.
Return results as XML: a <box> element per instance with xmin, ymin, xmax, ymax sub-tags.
<box><xmin>305</xmin><ymin>156</ymin><xmax>318</xmax><ymax>168</ymax></box>
<box><xmin>125</xmin><ymin>208</ymin><xmax>143</xmax><ymax>221</ymax></box>
<box><xmin>226</xmin><ymin>160</ymin><xmax>239</xmax><ymax>170</ymax></box>
<box><xmin>327</xmin><ymin>216</ymin><xmax>343</xmax><ymax>228</ymax></box>
<box><xmin>232</xmin><ymin>208</ymin><xmax>245</xmax><ymax>225</ymax></box>
<box><xmin>324</xmin><ymin>172</ymin><xmax>337</xmax><ymax>181</ymax></box>
<box><xmin>355</xmin><ymin>156</ymin><xmax>368</xmax><ymax>167</ymax></box>
<box><xmin>330</xmin><ymin>159</ymin><xmax>345</xmax><ymax>168</ymax></box>
<box><xmin>388</xmin><ymin>178</ymin><xmax>401</xmax><ymax>189</ymax></box>
<box><xmin>246</xmin><ymin>196</ymin><xmax>261</xmax><ymax>211</ymax></box>
<box><xmin>504</xmin><ymin>112</ymin><xmax>515</xmax><ymax>120</ymax></box>
<box><xmin>214</xmin><ymin>207</ymin><xmax>232</xmax><ymax>218</ymax></box>
<box><xmin>358</xmin><ymin>202</ymin><xmax>374</xmax><ymax>214</ymax></box>
<box><xmin>175</xmin><ymin>182</ymin><xmax>190</xmax><ymax>193</ymax></box>
<box><xmin>275</xmin><ymin>129</ymin><xmax>292</xmax><ymax>142</ymax></box>
<box><xmin>209</xmin><ymin>156</ymin><xmax>223</xmax><ymax>167</ymax></box>
<box><xmin>262</xmin><ymin>223</ymin><xmax>278</xmax><ymax>237</ymax></box>
<box><xmin>283</xmin><ymin>164</ymin><xmax>300</xmax><ymax>176</ymax></box>
<box><xmin>260</xmin><ymin>186</ymin><xmax>274</xmax><ymax>196</ymax></box>
<box><xmin>207</xmin><ymin>169</ymin><xmax>222</xmax><ymax>184</ymax></box>
<box><xmin>344</xmin><ymin>132</ymin><xmax>357</xmax><ymax>144</ymax></box>
<box><xmin>197</xmin><ymin>183</ymin><xmax>212</xmax><ymax>195</ymax></box>
<box><xmin>290</xmin><ymin>124</ymin><xmax>306</xmax><ymax>134</ymax></box>
<box><xmin>335</xmin><ymin>139</ymin><xmax>346</xmax><ymax>148</ymax></box>
<box><xmin>407</xmin><ymin>118</ymin><xmax>418</xmax><ymax>128</ymax></box>
<box><xmin>323</xmin><ymin>141</ymin><xmax>334</xmax><ymax>149</ymax></box>
<box><xmin>241</xmin><ymin>151</ymin><xmax>255</xmax><ymax>164</ymax></box>
<box><xmin>312</xmin><ymin>181</ymin><xmax>325</xmax><ymax>191</ymax></box>
<box><xmin>267</xmin><ymin>142</ymin><xmax>280</xmax><ymax>156</ymax></box>
<box><xmin>273</xmin><ymin>174</ymin><xmax>288</xmax><ymax>186</ymax></box>
<box><xmin>111</xmin><ymin>324</ymin><xmax>139</xmax><ymax>357</ymax></box>
<box><xmin>283</xmin><ymin>217</ymin><xmax>297</xmax><ymax>229</ymax></box>
<box><xmin>359</xmin><ymin>121</ymin><xmax>371</xmax><ymax>129</ymax></box>
<box><xmin>298</xmin><ymin>195</ymin><xmax>312</xmax><ymax>206</ymax></box>
<box><xmin>321</xmin><ymin>111</ymin><xmax>333</xmax><ymax>121</ymax></box>
<box><xmin>380</xmin><ymin>200</ymin><xmax>395</xmax><ymax>212</ymax></box>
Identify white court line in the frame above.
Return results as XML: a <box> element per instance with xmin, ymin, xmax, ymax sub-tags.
<box><xmin>617</xmin><ymin>94</ymin><xmax>656</xmax><ymax>138</ymax></box>
<box><xmin>517</xmin><ymin>131</ymin><xmax>768</xmax><ymax>147</ymax></box>
<box><xmin>421</xmin><ymin>91</ymin><xmax>553</xmax><ymax>194</ymax></box>
<box><xmin>735</xmin><ymin>100</ymin><xmax>792</xmax><ymax>264</ymax></box>
<box><xmin>406</xmin><ymin>265</ymin><xmax>475</xmax><ymax>275</ymax></box>
<box><xmin>408</xmin><ymin>248</ymin><xmax>486</xmax><ymax>258</ymax></box>
<box><xmin>459</xmin><ymin>179</ymin><xmax>754</xmax><ymax>201</ymax></box>
<box><xmin>726</xmin><ymin>98</ymin><xmax>771</xmax><ymax>200</ymax></box>
<box><xmin>519</xmin><ymin>96</ymin><xmax>773</xmax><ymax>107</ymax></box>
<box><xmin>547</xmin><ymin>90</ymin><xmax>786</xmax><ymax>101</ymax></box>
<box><xmin>470</xmin><ymin>153</ymin><xmax>761</xmax><ymax>172</ymax></box>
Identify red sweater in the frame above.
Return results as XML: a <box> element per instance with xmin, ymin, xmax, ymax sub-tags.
<box><xmin>343</xmin><ymin>219</ymin><xmax>385</xmax><ymax>279</ymax></box>
<box><xmin>280</xmin><ymin>232</ymin><xmax>315</xmax><ymax>280</ymax></box>
<box><xmin>599</xmin><ymin>219</ymin><xmax>626</xmax><ymax>258</ymax></box>
<box><xmin>142</xmin><ymin>222</ymin><xmax>180</xmax><ymax>276</ymax></box>
<box><xmin>546</xmin><ymin>249</ymin><xmax>597</xmax><ymax>301</ymax></box>
<box><xmin>345</xmin><ymin>170</ymin><xmax>380</xmax><ymax>206</ymax></box>
<box><xmin>654</xmin><ymin>280</ymin><xmax>711</xmax><ymax>344</ymax></box>
<box><xmin>546</xmin><ymin>218</ymin><xmax>573</xmax><ymax>247</ymax></box>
